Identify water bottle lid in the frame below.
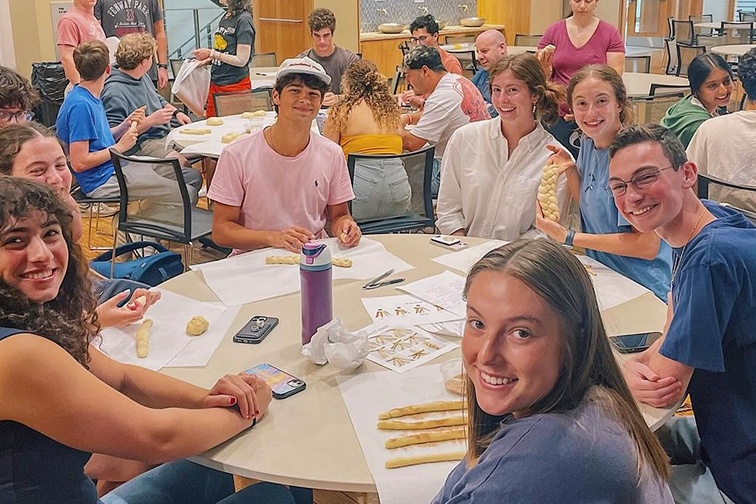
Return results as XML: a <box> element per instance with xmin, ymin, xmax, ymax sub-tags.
<box><xmin>300</xmin><ymin>243</ymin><xmax>331</xmax><ymax>271</ymax></box>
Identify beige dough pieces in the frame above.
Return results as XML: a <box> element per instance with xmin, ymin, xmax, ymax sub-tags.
<box><xmin>180</xmin><ymin>127</ymin><xmax>212</xmax><ymax>135</ymax></box>
<box><xmin>241</xmin><ymin>110</ymin><xmax>267</xmax><ymax>118</ymax></box>
<box><xmin>538</xmin><ymin>163</ymin><xmax>560</xmax><ymax>222</ymax></box>
<box><xmin>265</xmin><ymin>255</ymin><xmax>353</xmax><ymax>268</ymax></box>
<box><xmin>136</xmin><ymin>319</ymin><xmax>153</xmax><ymax>358</ymax></box>
<box><xmin>206</xmin><ymin>117</ymin><xmax>224</xmax><ymax>126</ymax></box>
<box><xmin>186</xmin><ymin>315</ymin><xmax>210</xmax><ymax>336</ymax></box>
<box><xmin>221</xmin><ymin>132</ymin><xmax>244</xmax><ymax>144</ymax></box>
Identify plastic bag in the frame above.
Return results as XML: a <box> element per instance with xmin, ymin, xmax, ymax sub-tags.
<box><xmin>171</xmin><ymin>59</ymin><xmax>211</xmax><ymax>117</ymax></box>
<box><xmin>31</xmin><ymin>62</ymin><xmax>68</xmax><ymax>126</ymax></box>
<box><xmin>302</xmin><ymin>319</ymin><xmax>369</xmax><ymax>370</ymax></box>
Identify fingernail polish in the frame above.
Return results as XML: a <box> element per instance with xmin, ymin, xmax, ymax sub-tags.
<box><xmin>228</xmin><ymin>397</ymin><xmax>237</xmax><ymax>405</ymax></box>
<box><xmin>255</xmin><ymin>410</ymin><xmax>260</xmax><ymax>416</ymax></box>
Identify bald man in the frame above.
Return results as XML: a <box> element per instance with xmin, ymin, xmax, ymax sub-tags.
<box><xmin>473</xmin><ymin>30</ymin><xmax>508</xmax><ymax>116</ymax></box>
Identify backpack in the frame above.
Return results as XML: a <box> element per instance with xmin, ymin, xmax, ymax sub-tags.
<box><xmin>90</xmin><ymin>241</ymin><xmax>184</xmax><ymax>287</ymax></box>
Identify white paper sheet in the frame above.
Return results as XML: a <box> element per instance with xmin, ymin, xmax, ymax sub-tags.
<box><xmin>431</xmin><ymin>240</ymin><xmax>508</xmax><ymax>274</ymax></box>
<box><xmin>337</xmin><ymin>365</ymin><xmax>465</xmax><ymax>504</ymax></box>
<box><xmin>360</xmin><ymin>321</ymin><xmax>458</xmax><ymax>373</ymax></box>
<box><xmin>361</xmin><ymin>295</ymin><xmax>463</xmax><ymax>325</ymax></box>
<box><xmin>397</xmin><ymin>271</ymin><xmax>467</xmax><ymax>317</ymax></box>
<box><xmin>419</xmin><ymin>320</ymin><xmax>465</xmax><ymax>338</ymax></box>
<box><xmin>576</xmin><ymin>254</ymin><xmax>654</xmax><ymax>310</ymax></box>
<box><xmin>98</xmin><ymin>290</ymin><xmax>227</xmax><ymax>370</ymax></box>
<box><xmin>193</xmin><ymin>238</ymin><xmax>414</xmax><ymax>306</ymax></box>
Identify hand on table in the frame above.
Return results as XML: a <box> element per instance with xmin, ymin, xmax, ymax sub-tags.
<box><xmin>205</xmin><ymin>372</ymin><xmax>272</xmax><ymax>421</ymax></box>
<box><xmin>96</xmin><ymin>288</ymin><xmax>161</xmax><ymax>328</ymax></box>
<box><xmin>623</xmin><ymin>360</ymin><xmax>682</xmax><ymax>408</ymax></box>
<box><xmin>269</xmin><ymin>226</ymin><xmax>315</xmax><ymax>253</ymax></box>
<box><xmin>337</xmin><ymin>219</ymin><xmax>361</xmax><ymax>248</ymax></box>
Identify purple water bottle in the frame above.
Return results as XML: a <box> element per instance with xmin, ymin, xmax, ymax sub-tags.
<box><xmin>300</xmin><ymin>243</ymin><xmax>333</xmax><ymax>346</ymax></box>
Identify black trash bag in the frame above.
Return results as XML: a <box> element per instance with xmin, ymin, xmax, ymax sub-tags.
<box><xmin>31</xmin><ymin>62</ymin><xmax>69</xmax><ymax>127</ymax></box>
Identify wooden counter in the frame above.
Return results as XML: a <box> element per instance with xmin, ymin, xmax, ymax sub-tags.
<box><xmin>360</xmin><ymin>24</ymin><xmax>505</xmax><ymax>77</ymax></box>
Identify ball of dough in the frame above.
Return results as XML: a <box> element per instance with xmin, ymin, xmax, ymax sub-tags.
<box><xmin>206</xmin><ymin>117</ymin><xmax>224</xmax><ymax>126</ymax></box>
<box><xmin>186</xmin><ymin>315</ymin><xmax>210</xmax><ymax>336</ymax></box>
<box><xmin>221</xmin><ymin>132</ymin><xmax>240</xmax><ymax>144</ymax></box>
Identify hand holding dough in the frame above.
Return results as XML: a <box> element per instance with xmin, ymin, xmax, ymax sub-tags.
<box><xmin>136</xmin><ymin>319</ymin><xmax>153</xmax><ymax>358</ymax></box>
<box><xmin>206</xmin><ymin>117</ymin><xmax>224</xmax><ymax>126</ymax></box>
<box><xmin>186</xmin><ymin>315</ymin><xmax>209</xmax><ymax>336</ymax></box>
<box><xmin>538</xmin><ymin>163</ymin><xmax>560</xmax><ymax>222</ymax></box>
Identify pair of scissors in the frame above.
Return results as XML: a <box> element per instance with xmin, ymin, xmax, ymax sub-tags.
<box><xmin>363</xmin><ymin>269</ymin><xmax>405</xmax><ymax>290</ymax></box>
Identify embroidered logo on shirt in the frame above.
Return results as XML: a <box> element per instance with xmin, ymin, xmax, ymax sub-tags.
<box><xmin>314</xmin><ymin>180</ymin><xmax>319</xmax><ymax>187</ymax></box>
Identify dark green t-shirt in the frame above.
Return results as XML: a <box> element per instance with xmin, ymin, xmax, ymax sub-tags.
<box><xmin>211</xmin><ymin>10</ymin><xmax>255</xmax><ymax>86</ymax></box>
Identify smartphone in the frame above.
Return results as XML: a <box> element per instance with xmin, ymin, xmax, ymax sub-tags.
<box><xmin>610</xmin><ymin>332</ymin><xmax>662</xmax><ymax>353</ymax></box>
<box><xmin>430</xmin><ymin>235</ymin><xmax>468</xmax><ymax>251</ymax></box>
<box><xmin>245</xmin><ymin>363</ymin><xmax>306</xmax><ymax>399</ymax></box>
<box><xmin>232</xmin><ymin>316</ymin><xmax>279</xmax><ymax>344</ymax></box>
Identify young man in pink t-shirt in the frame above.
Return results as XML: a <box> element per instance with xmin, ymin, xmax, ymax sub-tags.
<box><xmin>208</xmin><ymin>57</ymin><xmax>361</xmax><ymax>256</ymax></box>
<box><xmin>57</xmin><ymin>0</ymin><xmax>107</xmax><ymax>87</ymax></box>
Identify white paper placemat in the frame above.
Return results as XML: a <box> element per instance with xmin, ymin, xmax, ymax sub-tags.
<box><xmin>431</xmin><ymin>240</ymin><xmax>508</xmax><ymax>274</ymax></box>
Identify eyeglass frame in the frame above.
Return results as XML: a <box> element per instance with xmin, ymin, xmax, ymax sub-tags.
<box><xmin>605</xmin><ymin>165</ymin><xmax>675</xmax><ymax>197</ymax></box>
<box><xmin>409</xmin><ymin>34</ymin><xmax>434</xmax><ymax>44</ymax></box>
<box><xmin>0</xmin><ymin>109</ymin><xmax>34</xmax><ymax>123</ymax></box>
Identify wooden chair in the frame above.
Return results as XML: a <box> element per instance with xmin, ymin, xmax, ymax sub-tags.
<box><xmin>212</xmin><ymin>89</ymin><xmax>273</xmax><ymax>117</ymax></box>
<box><xmin>697</xmin><ymin>173</ymin><xmax>756</xmax><ymax>223</ymax></box>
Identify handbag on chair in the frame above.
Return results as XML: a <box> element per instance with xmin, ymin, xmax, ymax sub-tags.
<box><xmin>90</xmin><ymin>241</ymin><xmax>184</xmax><ymax>287</ymax></box>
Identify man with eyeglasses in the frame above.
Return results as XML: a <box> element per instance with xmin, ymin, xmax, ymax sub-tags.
<box><xmin>0</xmin><ymin>66</ymin><xmax>38</xmax><ymax>126</ymax></box>
<box><xmin>609</xmin><ymin>123</ymin><xmax>756</xmax><ymax>504</ymax></box>
<box><xmin>686</xmin><ymin>47</ymin><xmax>756</xmax><ymax>214</ymax></box>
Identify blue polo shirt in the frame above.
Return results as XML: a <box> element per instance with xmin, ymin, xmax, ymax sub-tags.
<box><xmin>56</xmin><ymin>85</ymin><xmax>116</xmax><ymax>195</ymax></box>
<box><xmin>471</xmin><ymin>68</ymin><xmax>497</xmax><ymax>118</ymax></box>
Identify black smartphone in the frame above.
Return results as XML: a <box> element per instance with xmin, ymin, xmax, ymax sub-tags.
<box><xmin>610</xmin><ymin>332</ymin><xmax>662</xmax><ymax>353</ymax></box>
<box><xmin>245</xmin><ymin>363</ymin><xmax>306</xmax><ymax>399</ymax></box>
<box><xmin>232</xmin><ymin>316</ymin><xmax>279</xmax><ymax>344</ymax></box>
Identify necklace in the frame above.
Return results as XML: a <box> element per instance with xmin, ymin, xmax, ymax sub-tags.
<box><xmin>265</xmin><ymin>126</ymin><xmax>277</xmax><ymax>153</ymax></box>
<box><xmin>670</xmin><ymin>208</ymin><xmax>707</xmax><ymax>294</ymax></box>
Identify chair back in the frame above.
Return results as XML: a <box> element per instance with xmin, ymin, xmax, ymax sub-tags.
<box><xmin>675</xmin><ymin>43</ymin><xmax>707</xmax><ymax>76</ymax></box>
<box><xmin>667</xmin><ymin>17</ymin><xmax>675</xmax><ymax>39</ymax></box>
<box><xmin>625</xmin><ymin>54</ymin><xmax>651</xmax><ymax>73</ymax></box>
<box><xmin>672</xmin><ymin>19</ymin><xmax>696</xmax><ymax>45</ymax></box>
<box><xmin>445</xmin><ymin>34</ymin><xmax>476</xmax><ymax>44</ymax></box>
<box><xmin>690</xmin><ymin>14</ymin><xmax>715</xmax><ymax>36</ymax></box>
<box><xmin>169</xmin><ymin>59</ymin><xmax>184</xmax><ymax>79</ymax></box>
<box><xmin>697</xmin><ymin>173</ymin><xmax>756</xmax><ymax>223</ymax></box>
<box><xmin>398</xmin><ymin>41</ymin><xmax>411</xmax><ymax>56</ymax></box>
<box><xmin>720</xmin><ymin>22</ymin><xmax>754</xmax><ymax>44</ymax></box>
<box><xmin>392</xmin><ymin>67</ymin><xmax>407</xmax><ymax>94</ymax></box>
<box><xmin>346</xmin><ymin>146</ymin><xmax>436</xmax><ymax>233</ymax></box>
<box><xmin>109</xmin><ymin>149</ymin><xmax>212</xmax><ymax>244</ymax></box>
<box><xmin>633</xmin><ymin>93</ymin><xmax>682</xmax><ymax>124</ymax></box>
<box><xmin>249</xmin><ymin>52</ymin><xmax>277</xmax><ymax>67</ymax></box>
<box><xmin>664</xmin><ymin>37</ymin><xmax>679</xmax><ymax>75</ymax></box>
<box><xmin>454</xmin><ymin>50</ymin><xmax>478</xmax><ymax>78</ymax></box>
<box><xmin>514</xmin><ymin>34</ymin><xmax>543</xmax><ymax>46</ymax></box>
<box><xmin>213</xmin><ymin>89</ymin><xmax>273</xmax><ymax>117</ymax></box>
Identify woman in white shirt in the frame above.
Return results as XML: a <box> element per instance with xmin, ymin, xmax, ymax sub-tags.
<box><xmin>436</xmin><ymin>53</ymin><xmax>569</xmax><ymax>240</ymax></box>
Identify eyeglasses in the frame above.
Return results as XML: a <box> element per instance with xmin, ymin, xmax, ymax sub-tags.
<box><xmin>0</xmin><ymin>109</ymin><xmax>33</xmax><ymax>123</ymax></box>
<box><xmin>409</xmin><ymin>35</ymin><xmax>432</xmax><ymax>44</ymax></box>
<box><xmin>605</xmin><ymin>166</ymin><xmax>674</xmax><ymax>197</ymax></box>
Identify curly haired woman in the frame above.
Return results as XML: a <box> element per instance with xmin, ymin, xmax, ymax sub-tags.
<box><xmin>324</xmin><ymin>60</ymin><xmax>411</xmax><ymax>221</ymax></box>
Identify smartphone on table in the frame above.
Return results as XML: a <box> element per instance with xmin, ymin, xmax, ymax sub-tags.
<box><xmin>609</xmin><ymin>332</ymin><xmax>662</xmax><ymax>353</ymax></box>
<box><xmin>430</xmin><ymin>235</ymin><xmax>468</xmax><ymax>251</ymax></box>
<box><xmin>232</xmin><ymin>316</ymin><xmax>278</xmax><ymax>344</ymax></box>
<box><xmin>246</xmin><ymin>363</ymin><xmax>306</xmax><ymax>399</ymax></box>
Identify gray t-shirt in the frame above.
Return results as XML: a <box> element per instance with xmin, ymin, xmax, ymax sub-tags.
<box><xmin>297</xmin><ymin>46</ymin><xmax>359</xmax><ymax>94</ymax></box>
<box><xmin>432</xmin><ymin>392</ymin><xmax>674</xmax><ymax>504</ymax></box>
<box><xmin>94</xmin><ymin>0</ymin><xmax>163</xmax><ymax>81</ymax></box>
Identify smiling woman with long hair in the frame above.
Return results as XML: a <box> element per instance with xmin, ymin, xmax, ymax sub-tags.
<box><xmin>433</xmin><ymin>239</ymin><xmax>672</xmax><ymax>503</ymax></box>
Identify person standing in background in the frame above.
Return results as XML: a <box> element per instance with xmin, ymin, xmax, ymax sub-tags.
<box><xmin>57</xmin><ymin>0</ymin><xmax>107</xmax><ymax>88</ymax></box>
<box><xmin>95</xmin><ymin>0</ymin><xmax>170</xmax><ymax>89</ymax></box>
<box><xmin>298</xmin><ymin>8</ymin><xmax>360</xmax><ymax>107</ymax></box>
<box><xmin>193</xmin><ymin>0</ymin><xmax>255</xmax><ymax>118</ymax></box>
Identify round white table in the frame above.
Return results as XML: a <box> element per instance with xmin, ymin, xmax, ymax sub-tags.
<box><xmin>439</xmin><ymin>42</ymin><xmax>476</xmax><ymax>54</ymax></box>
<box><xmin>623</xmin><ymin>72</ymin><xmax>689</xmax><ymax>98</ymax></box>
<box><xmin>159</xmin><ymin>235</ymin><xmax>675</xmax><ymax>493</ymax></box>
<box><xmin>711</xmin><ymin>44</ymin><xmax>756</xmax><ymax>57</ymax></box>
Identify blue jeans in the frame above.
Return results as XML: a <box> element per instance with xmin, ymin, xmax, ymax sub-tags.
<box><xmin>102</xmin><ymin>460</ymin><xmax>295</xmax><ymax>504</ymax></box>
<box><xmin>656</xmin><ymin>417</ymin><xmax>735</xmax><ymax>504</ymax></box>
<box><xmin>352</xmin><ymin>157</ymin><xmax>411</xmax><ymax>221</ymax></box>
<box><xmin>431</xmin><ymin>158</ymin><xmax>441</xmax><ymax>199</ymax></box>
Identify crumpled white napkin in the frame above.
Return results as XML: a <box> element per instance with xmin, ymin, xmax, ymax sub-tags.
<box><xmin>301</xmin><ymin>319</ymin><xmax>369</xmax><ymax>370</ymax></box>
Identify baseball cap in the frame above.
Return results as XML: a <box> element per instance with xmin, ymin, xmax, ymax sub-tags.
<box><xmin>275</xmin><ymin>57</ymin><xmax>332</xmax><ymax>86</ymax></box>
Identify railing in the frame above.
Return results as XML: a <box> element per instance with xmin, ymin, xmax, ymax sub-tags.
<box><xmin>165</xmin><ymin>7</ymin><xmax>225</xmax><ymax>60</ymax></box>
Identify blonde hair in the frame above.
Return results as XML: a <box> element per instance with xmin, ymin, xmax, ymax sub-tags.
<box><xmin>115</xmin><ymin>33</ymin><xmax>156</xmax><ymax>70</ymax></box>
<box><xmin>462</xmin><ymin>239</ymin><xmax>669</xmax><ymax>481</ymax></box>
<box><xmin>326</xmin><ymin>60</ymin><xmax>400</xmax><ymax>132</ymax></box>
<box><xmin>567</xmin><ymin>64</ymin><xmax>635</xmax><ymax>126</ymax></box>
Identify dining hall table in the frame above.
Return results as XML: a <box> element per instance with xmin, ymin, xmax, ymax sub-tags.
<box><xmin>155</xmin><ymin>234</ymin><xmax>677</xmax><ymax>498</ymax></box>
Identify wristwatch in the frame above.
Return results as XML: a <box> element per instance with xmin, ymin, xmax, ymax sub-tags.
<box><xmin>157</xmin><ymin>63</ymin><xmax>168</xmax><ymax>69</ymax></box>
<box><xmin>564</xmin><ymin>229</ymin><xmax>576</xmax><ymax>247</ymax></box>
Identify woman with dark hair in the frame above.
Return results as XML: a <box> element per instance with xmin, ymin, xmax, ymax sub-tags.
<box><xmin>323</xmin><ymin>59</ymin><xmax>411</xmax><ymax>221</ymax></box>
<box><xmin>535</xmin><ymin>64</ymin><xmax>672</xmax><ymax>300</ymax></box>
<box><xmin>192</xmin><ymin>0</ymin><xmax>255</xmax><ymax>117</ymax></box>
<box><xmin>0</xmin><ymin>177</ymin><xmax>293</xmax><ymax>504</ymax></box>
<box><xmin>661</xmin><ymin>53</ymin><xmax>734</xmax><ymax>147</ymax></box>
<box><xmin>433</xmin><ymin>239</ymin><xmax>673</xmax><ymax>502</ymax></box>
<box><xmin>436</xmin><ymin>53</ymin><xmax>569</xmax><ymax>240</ymax></box>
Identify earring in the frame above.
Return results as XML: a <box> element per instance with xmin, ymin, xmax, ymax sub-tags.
<box><xmin>532</xmin><ymin>103</ymin><xmax>537</xmax><ymax>115</ymax></box>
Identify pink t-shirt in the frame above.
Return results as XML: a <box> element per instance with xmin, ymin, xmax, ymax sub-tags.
<box><xmin>439</xmin><ymin>49</ymin><xmax>463</xmax><ymax>75</ymax></box>
<box><xmin>57</xmin><ymin>7</ymin><xmax>106</xmax><ymax>48</ymax></box>
<box><xmin>538</xmin><ymin>19</ymin><xmax>625</xmax><ymax>87</ymax></box>
<box><xmin>207</xmin><ymin>130</ymin><xmax>355</xmax><ymax>256</ymax></box>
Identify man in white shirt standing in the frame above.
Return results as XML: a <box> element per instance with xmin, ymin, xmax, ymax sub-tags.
<box><xmin>399</xmin><ymin>46</ymin><xmax>489</xmax><ymax>196</ymax></box>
